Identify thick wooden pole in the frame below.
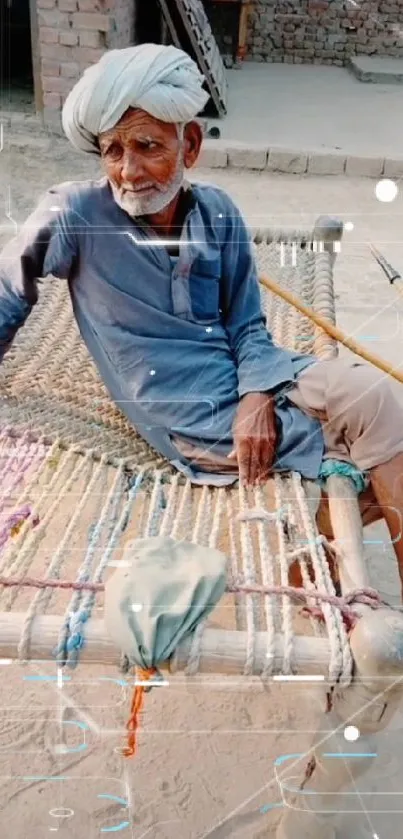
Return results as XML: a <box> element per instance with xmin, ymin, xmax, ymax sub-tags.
<box><xmin>0</xmin><ymin>611</ymin><xmax>331</xmax><ymax>674</ymax></box>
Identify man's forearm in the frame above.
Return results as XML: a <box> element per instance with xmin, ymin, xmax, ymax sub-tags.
<box><xmin>235</xmin><ymin>328</ymin><xmax>296</xmax><ymax>398</ymax></box>
<box><xmin>0</xmin><ymin>274</ymin><xmax>34</xmax><ymax>365</ymax></box>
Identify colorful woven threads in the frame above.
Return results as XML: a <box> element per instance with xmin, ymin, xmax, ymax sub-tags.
<box><xmin>0</xmin><ymin>505</ymin><xmax>39</xmax><ymax>552</ymax></box>
<box><xmin>122</xmin><ymin>667</ymin><xmax>161</xmax><ymax>758</ymax></box>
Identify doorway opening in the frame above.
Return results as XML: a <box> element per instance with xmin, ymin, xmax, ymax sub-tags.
<box><xmin>0</xmin><ymin>0</ymin><xmax>35</xmax><ymax>112</ymax></box>
<box><xmin>136</xmin><ymin>0</ymin><xmax>163</xmax><ymax>44</ymax></box>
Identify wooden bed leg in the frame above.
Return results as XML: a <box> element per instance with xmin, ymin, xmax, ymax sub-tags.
<box><xmin>277</xmin><ymin>475</ymin><xmax>403</xmax><ymax>838</ymax></box>
<box><xmin>276</xmin><ymin>606</ymin><xmax>403</xmax><ymax>839</ymax></box>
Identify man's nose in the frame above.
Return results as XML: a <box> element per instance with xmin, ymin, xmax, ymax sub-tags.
<box><xmin>121</xmin><ymin>150</ymin><xmax>144</xmax><ymax>182</ymax></box>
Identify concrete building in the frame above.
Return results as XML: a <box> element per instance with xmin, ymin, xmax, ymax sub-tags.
<box><xmin>1</xmin><ymin>0</ymin><xmax>402</xmax><ymax>128</ymax></box>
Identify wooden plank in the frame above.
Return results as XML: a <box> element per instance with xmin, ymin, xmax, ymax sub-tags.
<box><xmin>157</xmin><ymin>0</ymin><xmax>228</xmax><ymax>117</ymax></box>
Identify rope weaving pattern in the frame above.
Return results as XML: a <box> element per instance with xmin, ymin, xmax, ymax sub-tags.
<box><xmin>0</xmin><ymin>240</ymin><xmax>322</xmax><ymax>467</ymax></box>
<box><xmin>0</xmin><ymin>572</ymin><xmax>391</xmax><ymax>623</ymax></box>
<box><xmin>0</xmin><ymin>229</ymin><xmax>357</xmax><ymax>699</ymax></box>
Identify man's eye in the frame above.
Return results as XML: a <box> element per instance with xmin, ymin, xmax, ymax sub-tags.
<box><xmin>140</xmin><ymin>141</ymin><xmax>159</xmax><ymax>151</ymax></box>
<box><xmin>105</xmin><ymin>144</ymin><xmax>121</xmax><ymax>158</ymax></box>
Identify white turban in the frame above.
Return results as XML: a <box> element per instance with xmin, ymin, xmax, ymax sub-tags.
<box><xmin>61</xmin><ymin>43</ymin><xmax>209</xmax><ymax>155</ymax></box>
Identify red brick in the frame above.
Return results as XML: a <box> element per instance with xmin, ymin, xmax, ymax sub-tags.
<box><xmin>42</xmin><ymin>59</ymin><xmax>60</xmax><ymax>76</ymax></box>
<box><xmin>78</xmin><ymin>29</ymin><xmax>102</xmax><ymax>47</ymax></box>
<box><xmin>72</xmin><ymin>45</ymin><xmax>105</xmax><ymax>64</ymax></box>
<box><xmin>58</xmin><ymin>0</ymin><xmax>78</xmax><ymax>9</ymax></box>
<box><xmin>37</xmin><ymin>8</ymin><xmax>69</xmax><ymax>26</ymax></box>
<box><xmin>42</xmin><ymin>76</ymin><xmax>74</xmax><ymax>94</ymax></box>
<box><xmin>41</xmin><ymin>43</ymin><xmax>72</xmax><ymax>59</ymax></box>
<box><xmin>43</xmin><ymin>92</ymin><xmax>62</xmax><ymax>108</ymax></box>
<box><xmin>71</xmin><ymin>12</ymin><xmax>109</xmax><ymax>31</ymax></box>
<box><xmin>59</xmin><ymin>30</ymin><xmax>79</xmax><ymax>46</ymax></box>
<box><xmin>39</xmin><ymin>26</ymin><xmax>59</xmax><ymax>44</ymax></box>
<box><xmin>60</xmin><ymin>61</ymin><xmax>80</xmax><ymax>77</ymax></box>
<box><xmin>78</xmin><ymin>0</ymin><xmax>101</xmax><ymax>9</ymax></box>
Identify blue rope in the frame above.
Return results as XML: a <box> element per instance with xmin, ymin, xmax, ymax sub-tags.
<box><xmin>54</xmin><ymin>607</ymin><xmax>90</xmax><ymax>667</ymax></box>
<box><xmin>55</xmin><ymin>471</ymin><xmax>144</xmax><ymax>669</ymax></box>
<box><xmin>318</xmin><ymin>458</ymin><xmax>369</xmax><ymax>495</ymax></box>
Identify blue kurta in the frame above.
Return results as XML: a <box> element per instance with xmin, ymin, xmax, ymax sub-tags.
<box><xmin>0</xmin><ymin>177</ymin><xmax>324</xmax><ymax>485</ymax></box>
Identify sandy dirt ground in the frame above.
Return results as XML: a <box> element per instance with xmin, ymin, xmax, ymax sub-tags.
<box><xmin>0</xmin><ymin>136</ymin><xmax>403</xmax><ymax>838</ymax></box>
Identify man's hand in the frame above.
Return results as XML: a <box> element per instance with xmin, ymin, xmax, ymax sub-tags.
<box><xmin>228</xmin><ymin>392</ymin><xmax>277</xmax><ymax>486</ymax></box>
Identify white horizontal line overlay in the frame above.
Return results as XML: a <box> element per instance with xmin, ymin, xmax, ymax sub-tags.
<box><xmin>273</xmin><ymin>675</ymin><xmax>325</xmax><ymax>682</ymax></box>
<box><xmin>125</xmin><ymin>232</ymin><xmax>203</xmax><ymax>248</ymax></box>
<box><xmin>107</xmin><ymin>560</ymin><xmax>132</xmax><ymax>568</ymax></box>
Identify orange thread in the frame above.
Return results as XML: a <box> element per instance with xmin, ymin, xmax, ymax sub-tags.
<box><xmin>122</xmin><ymin>667</ymin><xmax>159</xmax><ymax>758</ymax></box>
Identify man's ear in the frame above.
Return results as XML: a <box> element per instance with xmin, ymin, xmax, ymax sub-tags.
<box><xmin>183</xmin><ymin>121</ymin><xmax>203</xmax><ymax>169</ymax></box>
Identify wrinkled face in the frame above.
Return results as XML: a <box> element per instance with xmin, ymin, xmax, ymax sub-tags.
<box><xmin>98</xmin><ymin>108</ymin><xmax>201</xmax><ymax>217</ymax></box>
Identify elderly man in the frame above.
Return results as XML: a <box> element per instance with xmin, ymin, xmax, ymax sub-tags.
<box><xmin>0</xmin><ymin>43</ymin><xmax>403</xmax><ymax>593</ymax></box>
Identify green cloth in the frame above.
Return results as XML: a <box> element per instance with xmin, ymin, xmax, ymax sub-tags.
<box><xmin>318</xmin><ymin>458</ymin><xmax>369</xmax><ymax>494</ymax></box>
<box><xmin>104</xmin><ymin>536</ymin><xmax>228</xmax><ymax>669</ymax></box>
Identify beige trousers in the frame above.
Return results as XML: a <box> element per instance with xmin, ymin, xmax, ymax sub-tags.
<box><xmin>174</xmin><ymin>358</ymin><xmax>403</xmax><ymax>532</ymax></box>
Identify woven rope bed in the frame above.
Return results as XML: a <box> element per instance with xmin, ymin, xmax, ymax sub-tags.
<box><xmin>1</xmin><ymin>216</ymin><xmax>403</xmax><ymax>838</ymax></box>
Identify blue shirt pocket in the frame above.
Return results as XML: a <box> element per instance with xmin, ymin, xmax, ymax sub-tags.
<box><xmin>188</xmin><ymin>255</ymin><xmax>221</xmax><ymax>322</ymax></box>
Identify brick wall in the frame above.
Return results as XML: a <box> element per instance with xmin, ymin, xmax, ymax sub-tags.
<box><xmin>36</xmin><ymin>0</ymin><xmax>136</xmax><ymax>127</ymax></box>
<box><xmin>246</xmin><ymin>0</ymin><xmax>403</xmax><ymax>64</ymax></box>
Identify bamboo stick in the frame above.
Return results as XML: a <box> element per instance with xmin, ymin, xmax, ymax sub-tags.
<box><xmin>392</xmin><ymin>277</ymin><xmax>403</xmax><ymax>302</ymax></box>
<box><xmin>259</xmin><ymin>272</ymin><xmax>403</xmax><ymax>386</ymax></box>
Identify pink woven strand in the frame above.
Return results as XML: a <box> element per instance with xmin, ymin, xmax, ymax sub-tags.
<box><xmin>0</xmin><ymin>437</ymin><xmax>47</xmax><ymax>515</ymax></box>
<box><xmin>0</xmin><ymin>575</ymin><xmax>391</xmax><ymax>625</ymax></box>
<box><xmin>0</xmin><ymin>575</ymin><xmax>104</xmax><ymax>593</ymax></box>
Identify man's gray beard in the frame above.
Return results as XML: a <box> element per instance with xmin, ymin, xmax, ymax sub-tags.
<box><xmin>110</xmin><ymin>154</ymin><xmax>185</xmax><ymax>218</ymax></box>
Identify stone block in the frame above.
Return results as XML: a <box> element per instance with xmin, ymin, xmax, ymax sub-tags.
<box><xmin>71</xmin><ymin>46</ymin><xmax>105</xmax><ymax>64</ymax></box>
<box><xmin>72</xmin><ymin>12</ymin><xmax>109</xmax><ymax>31</ymax></box>
<box><xmin>349</xmin><ymin>55</ymin><xmax>403</xmax><ymax>83</ymax></box>
<box><xmin>78</xmin><ymin>29</ymin><xmax>102</xmax><ymax>47</ymax></box>
<box><xmin>43</xmin><ymin>92</ymin><xmax>61</xmax><ymax>109</ymax></box>
<box><xmin>42</xmin><ymin>75</ymin><xmax>73</xmax><ymax>95</ymax></box>
<box><xmin>59</xmin><ymin>30</ymin><xmax>79</xmax><ymax>46</ymax></box>
<box><xmin>197</xmin><ymin>140</ymin><xmax>228</xmax><ymax>168</ymax></box>
<box><xmin>78</xmin><ymin>0</ymin><xmax>102</xmax><ymax>9</ymax></box>
<box><xmin>41</xmin><ymin>59</ymin><xmax>60</xmax><ymax>76</ymax></box>
<box><xmin>308</xmin><ymin>152</ymin><xmax>346</xmax><ymax>175</ymax></box>
<box><xmin>345</xmin><ymin>156</ymin><xmax>384</xmax><ymax>176</ymax></box>
<box><xmin>267</xmin><ymin>148</ymin><xmax>308</xmax><ymax>174</ymax></box>
<box><xmin>39</xmin><ymin>26</ymin><xmax>59</xmax><ymax>43</ymax></box>
<box><xmin>227</xmin><ymin>142</ymin><xmax>268</xmax><ymax>169</ymax></box>
<box><xmin>58</xmin><ymin>0</ymin><xmax>77</xmax><ymax>9</ymax></box>
<box><xmin>60</xmin><ymin>61</ymin><xmax>80</xmax><ymax>78</ymax></box>
<box><xmin>383</xmin><ymin>157</ymin><xmax>403</xmax><ymax>178</ymax></box>
<box><xmin>37</xmin><ymin>7</ymin><xmax>69</xmax><ymax>26</ymax></box>
<box><xmin>41</xmin><ymin>43</ymin><xmax>72</xmax><ymax>59</ymax></box>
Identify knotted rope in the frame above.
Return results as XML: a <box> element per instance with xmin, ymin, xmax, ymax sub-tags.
<box><xmin>0</xmin><ymin>574</ymin><xmax>391</xmax><ymax>618</ymax></box>
<box><xmin>0</xmin><ymin>574</ymin><xmax>394</xmax><ymax>757</ymax></box>
<box><xmin>0</xmin><ymin>574</ymin><xmax>392</xmax><ymax>621</ymax></box>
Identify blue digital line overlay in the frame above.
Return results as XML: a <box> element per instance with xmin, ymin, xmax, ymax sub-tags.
<box><xmin>97</xmin><ymin>795</ymin><xmax>130</xmax><ymax>833</ymax></box>
<box><xmin>260</xmin><ymin>802</ymin><xmax>283</xmax><ymax>814</ymax></box>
